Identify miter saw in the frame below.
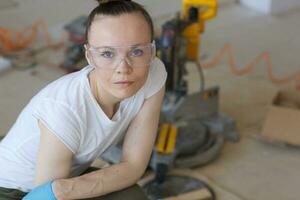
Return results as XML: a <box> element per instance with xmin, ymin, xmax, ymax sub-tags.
<box><xmin>143</xmin><ymin>1</ymin><xmax>240</xmax><ymax>199</ymax></box>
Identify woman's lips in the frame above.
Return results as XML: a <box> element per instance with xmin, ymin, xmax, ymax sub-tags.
<box><xmin>114</xmin><ymin>81</ymin><xmax>134</xmax><ymax>87</ymax></box>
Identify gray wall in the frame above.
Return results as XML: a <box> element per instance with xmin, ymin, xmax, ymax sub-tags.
<box><xmin>240</xmin><ymin>0</ymin><xmax>300</xmax><ymax>14</ymax></box>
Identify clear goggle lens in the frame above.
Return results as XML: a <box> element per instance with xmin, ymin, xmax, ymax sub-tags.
<box><xmin>86</xmin><ymin>41</ymin><xmax>156</xmax><ymax>69</ymax></box>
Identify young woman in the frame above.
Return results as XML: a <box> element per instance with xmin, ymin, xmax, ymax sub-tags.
<box><xmin>0</xmin><ymin>0</ymin><xmax>167</xmax><ymax>199</ymax></box>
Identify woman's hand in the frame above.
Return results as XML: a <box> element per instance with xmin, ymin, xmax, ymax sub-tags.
<box><xmin>22</xmin><ymin>181</ymin><xmax>57</xmax><ymax>200</ymax></box>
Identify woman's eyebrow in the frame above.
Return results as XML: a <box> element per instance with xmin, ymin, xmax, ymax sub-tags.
<box><xmin>131</xmin><ymin>43</ymin><xmax>143</xmax><ymax>47</ymax></box>
<box><xmin>133</xmin><ymin>42</ymin><xmax>152</xmax><ymax>46</ymax></box>
<box><xmin>129</xmin><ymin>43</ymin><xmax>151</xmax><ymax>49</ymax></box>
<box><xmin>91</xmin><ymin>42</ymin><xmax>148</xmax><ymax>49</ymax></box>
<box><xmin>93</xmin><ymin>46</ymin><xmax>115</xmax><ymax>50</ymax></box>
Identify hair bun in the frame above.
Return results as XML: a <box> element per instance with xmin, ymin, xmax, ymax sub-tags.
<box><xmin>96</xmin><ymin>0</ymin><xmax>110</xmax><ymax>4</ymax></box>
<box><xmin>96</xmin><ymin>0</ymin><xmax>131</xmax><ymax>5</ymax></box>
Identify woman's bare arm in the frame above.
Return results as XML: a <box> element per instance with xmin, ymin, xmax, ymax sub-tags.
<box><xmin>34</xmin><ymin>120</ymin><xmax>73</xmax><ymax>186</ymax></box>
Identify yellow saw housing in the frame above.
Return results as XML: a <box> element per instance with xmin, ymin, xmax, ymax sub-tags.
<box><xmin>182</xmin><ymin>0</ymin><xmax>217</xmax><ymax>60</ymax></box>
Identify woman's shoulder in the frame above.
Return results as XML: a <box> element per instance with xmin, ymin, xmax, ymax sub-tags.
<box><xmin>32</xmin><ymin>65</ymin><xmax>93</xmax><ymax>107</ymax></box>
<box><xmin>142</xmin><ymin>57</ymin><xmax>167</xmax><ymax>99</ymax></box>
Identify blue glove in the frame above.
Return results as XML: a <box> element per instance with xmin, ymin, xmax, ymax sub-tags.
<box><xmin>22</xmin><ymin>181</ymin><xmax>57</xmax><ymax>200</ymax></box>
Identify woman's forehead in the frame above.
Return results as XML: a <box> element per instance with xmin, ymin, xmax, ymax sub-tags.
<box><xmin>89</xmin><ymin>41</ymin><xmax>152</xmax><ymax>50</ymax></box>
<box><xmin>88</xmin><ymin>13</ymin><xmax>151</xmax><ymax>46</ymax></box>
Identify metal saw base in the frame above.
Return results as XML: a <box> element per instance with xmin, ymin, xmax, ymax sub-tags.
<box><xmin>143</xmin><ymin>175</ymin><xmax>215</xmax><ymax>200</ymax></box>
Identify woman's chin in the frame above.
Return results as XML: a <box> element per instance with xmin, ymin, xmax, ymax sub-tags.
<box><xmin>114</xmin><ymin>90</ymin><xmax>136</xmax><ymax>100</ymax></box>
<box><xmin>112</xmin><ymin>87</ymin><xmax>141</xmax><ymax>100</ymax></box>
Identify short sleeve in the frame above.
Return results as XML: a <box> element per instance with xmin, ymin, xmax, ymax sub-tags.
<box><xmin>32</xmin><ymin>98</ymin><xmax>82</xmax><ymax>154</ymax></box>
<box><xmin>144</xmin><ymin>57</ymin><xmax>167</xmax><ymax>99</ymax></box>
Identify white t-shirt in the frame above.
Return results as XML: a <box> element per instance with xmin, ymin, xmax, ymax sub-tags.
<box><xmin>0</xmin><ymin>57</ymin><xmax>167</xmax><ymax>192</ymax></box>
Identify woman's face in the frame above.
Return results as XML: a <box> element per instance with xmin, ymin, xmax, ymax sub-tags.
<box><xmin>86</xmin><ymin>13</ymin><xmax>152</xmax><ymax>101</ymax></box>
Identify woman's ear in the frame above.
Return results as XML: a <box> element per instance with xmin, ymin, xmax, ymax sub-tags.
<box><xmin>84</xmin><ymin>45</ymin><xmax>93</xmax><ymax>67</ymax></box>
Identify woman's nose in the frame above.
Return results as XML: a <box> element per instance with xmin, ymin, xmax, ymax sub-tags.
<box><xmin>115</xmin><ymin>58</ymin><xmax>133</xmax><ymax>74</ymax></box>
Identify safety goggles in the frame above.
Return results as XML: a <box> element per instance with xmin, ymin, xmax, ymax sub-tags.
<box><xmin>85</xmin><ymin>41</ymin><xmax>156</xmax><ymax>70</ymax></box>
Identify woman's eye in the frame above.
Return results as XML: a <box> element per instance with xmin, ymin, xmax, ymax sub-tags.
<box><xmin>130</xmin><ymin>49</ymin><xmax>144</xmax><ymax>57</ymax></box>
<box><xmin>100</xmin><ymin>51</ymin><xmax>115</xmax><ymax>58</ymax></box>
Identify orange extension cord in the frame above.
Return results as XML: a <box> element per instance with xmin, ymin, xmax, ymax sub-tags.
<box><xmin>0</xmin><ymin>20</ymin><xmax>65</xmax><ymax>69</ymax></box>
<box><xmin>0</xmin><ymin>20</ymin><xmax>56</xmax><ymax>52</ymax></box>
<box><xmin>200</xmin><ymin>43</ymin><xmax>300</xmax><ymax>90</ymax></box>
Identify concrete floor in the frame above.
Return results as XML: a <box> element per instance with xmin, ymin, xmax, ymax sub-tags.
<box><xmin>1</xmin><ymin>1</ymin><xmax>300</xmax><ymax>199</ymax></box>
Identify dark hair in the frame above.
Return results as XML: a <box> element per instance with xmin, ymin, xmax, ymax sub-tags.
<box><xmin>85</xmin><ymin>0</ymin><xmax>154</xmax><ymax>43</ymax></box>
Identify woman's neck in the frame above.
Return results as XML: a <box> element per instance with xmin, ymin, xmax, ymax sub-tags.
<box><xmin>89</xmin><ymin>70</ymin><xmax>120</xmax><ymax>119</ymax></box>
